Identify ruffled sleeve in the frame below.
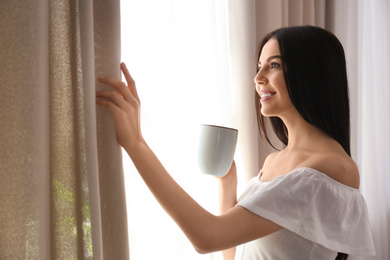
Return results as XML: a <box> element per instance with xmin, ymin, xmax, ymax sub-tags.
<box><xmin>236</xmin><ymin>167</ymin><xmax>375</xmax><ymax>256</ymax></box>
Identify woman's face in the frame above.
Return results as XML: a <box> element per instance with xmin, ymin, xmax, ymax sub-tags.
<box><xmin>254</xmin><ymin>38</ymin><xmax>295</xmax><ymax>118</ymax></box>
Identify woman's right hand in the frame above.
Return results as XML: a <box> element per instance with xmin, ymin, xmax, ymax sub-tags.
<box><xmin>96</xmin><ymin>62</ymin><xmax>144</xmax><ymax>152</ymax></box>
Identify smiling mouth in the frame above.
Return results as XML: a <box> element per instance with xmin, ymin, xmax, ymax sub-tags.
<box><xmin>260</xmin><ymin>93</ymin><xmax>275</xmax><ymax>98</ymax></box>
<box><xmin>260</xmin><ymin>92</ymin><xmax>276</xmax><ymax>102</ymax></box>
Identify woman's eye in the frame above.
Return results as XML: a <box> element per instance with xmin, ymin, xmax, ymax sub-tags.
<box><xmin>270</xmin><ymin>63</ymin><xmax>281</xmax><ymax>69</ymax></box>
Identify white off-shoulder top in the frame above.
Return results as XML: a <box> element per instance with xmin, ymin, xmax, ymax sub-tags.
<box><xmin>234</xmin><ymin>167</ymin><xmax>375</xmax><ymax>260</ymax></box>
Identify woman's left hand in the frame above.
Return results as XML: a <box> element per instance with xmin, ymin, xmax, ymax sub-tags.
<box><xmin>217</xmin><ymin>160</ymin><xmax>237</xmax><ymax>213</ymax></box>
<box><xmin>96</xmin><ymin>62</ymin><xmax>144</xmax><ymax>152</ymax></box>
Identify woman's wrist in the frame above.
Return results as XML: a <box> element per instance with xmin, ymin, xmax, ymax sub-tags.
<box><xmin>218</xmin><ymin>182</ymin><xmax>237</xmax><ymax>214</ymax></box>
<box><xmin>123</xmin><ymin>136</ymin><xmax>147</xmax><ymax>157</ymax></box>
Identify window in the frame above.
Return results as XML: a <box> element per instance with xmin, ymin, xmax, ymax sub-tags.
<box><xmin>121</xmin><ymin>1</ymin><xmax>231</xmax><ymax>259</ymax></box>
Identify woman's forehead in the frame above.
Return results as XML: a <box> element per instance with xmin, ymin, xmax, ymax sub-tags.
<box><xmin>259</xmin><ymin>38</ymin><xmax>280</xmax><ymax>63</ymax></box>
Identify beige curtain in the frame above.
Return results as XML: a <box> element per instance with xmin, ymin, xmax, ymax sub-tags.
<box><xmin>0</xmin><ymin>1</ymin><xmax>129</xmax><ymax>259</ymax></box>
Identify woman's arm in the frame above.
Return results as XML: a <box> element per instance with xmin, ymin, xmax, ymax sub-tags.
<box><xmin>125</xmin><ymin>142</ymin><xmax>280</xmax><ymax>253</ymax></box>
<box><xmin>96</xmin><ymin>63</ymin><xmax>281</xmax><ymax>253</ymax></box>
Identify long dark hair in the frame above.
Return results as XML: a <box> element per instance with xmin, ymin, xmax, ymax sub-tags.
<box><xmin>256</xmin><ymin>25</ymin><xmax>350</xmax><ymax>156</ymax></box>
<box><xmin>255</xmin><ymin>26</ymin><xmax>351</xmax><ymax>259</ymax></box>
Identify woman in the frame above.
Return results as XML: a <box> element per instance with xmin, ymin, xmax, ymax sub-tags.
<box><xmin>96</xmin><ymin>26</ymin><xmax>375</xmax><ymax>259</ymax></box>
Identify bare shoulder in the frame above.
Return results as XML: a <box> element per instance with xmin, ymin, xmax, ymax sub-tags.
<box><xmin>262</xmin><ymin>152</ymin><xmax>279</xmax><ymax>169</ymax></box>
<box><xmin>305</xmin><ymin>153</ymin><xmax>360</xmax><ymax>189</ymax></box>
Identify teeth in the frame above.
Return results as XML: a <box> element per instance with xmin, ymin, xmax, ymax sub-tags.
<box><xmin>261</xmin><ymin>93</ymin><xmax>274</xmax><ymax>98</ymax></box>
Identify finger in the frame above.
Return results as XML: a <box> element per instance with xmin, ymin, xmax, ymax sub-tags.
<box><xmin>96</xmin><ymin>90</ymin><xmax>128</xmax><ymax>108</ymax></box>
<box><xmin>231</xmin><ymin>160</ymin><xmax>236</xmax><ymax>168</ymax></box>
<box><xmin>97</xmin><ymin>76</ymin><xmax>134</xmax><ymax>102</ymax></box>
<box><xmin>96</xmin><ymin>97</ymin><xmax>121</xmax><ymax>115</ymax></box>
<box><xmin>121</xmin><ymin>62</ymin><xmax>140</xmax><ymax>102</ymax></box>
<box><xmin>121</xmin><ymin>62</ymin><xmax>135</xmax><ymax>86</ymax></box>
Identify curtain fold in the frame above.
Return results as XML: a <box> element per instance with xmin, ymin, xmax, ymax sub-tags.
<box><xmin>353</xmin><ymin>1</ymin><xmax>390</xmax><ymax>259</ymax></box>
<box><xmin>227</xmin><ymin>0</ymin><xmax>261</xmax><ymax>188</ymax></box>
<box><xmin>0</xmin><ymin>0</ymin><xmax>129</xmax><ymax>259</ymax></box>
<box><xmin>94</xmin><ymin>0</ymin><xmax>130</xmax><ymax>258</ymax></box>
<box><xmin>0</xmin><ymin>1</ymin><xmax>51</xmax><ymax>258</ymax></box>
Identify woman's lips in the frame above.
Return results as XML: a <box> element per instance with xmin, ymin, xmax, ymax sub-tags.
<box><xmin>260</xmin><ymin>91</ymin><xmax>276</xmax><ymax>102</ymax></box>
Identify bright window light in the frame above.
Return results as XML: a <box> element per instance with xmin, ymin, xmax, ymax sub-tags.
<box><xmin>120</xmin><ymin>1</ymin><xmax>231</xmax><ymax>259</ymax></box>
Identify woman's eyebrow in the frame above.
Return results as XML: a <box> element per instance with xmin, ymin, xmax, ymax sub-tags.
<box><xmin>267</xmin><ymin>55</ymin><xmax>281</xmax><ymax>62</ymax></box>
<box><xmin>258</xmin><ymin>55</ymin><xmax>282</xmax><ymax>65</ymax></box>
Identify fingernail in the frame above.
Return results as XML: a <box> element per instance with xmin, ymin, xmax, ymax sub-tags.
<box><xmin>97</xmin><ymin>76</ymin><xmax>104</xmax><ymax>80</ymax></box>
<box><xmin>121</xmin><ymin>62</ymin><xmax>126</xmax><ymax>68</ymax></box>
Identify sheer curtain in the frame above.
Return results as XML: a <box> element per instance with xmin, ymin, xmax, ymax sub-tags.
<box><xmin>0</xmin><ymin>1</ymin><xmax>129</xmax><ymax>259</ymax></box>
<box><xmin>121</xmin><ymin>0</ymin><xmax>231</xmax><ymax>259</ymax></box>
<box><xmin>352</xmin><ymin>1</ymin><xmax>390</xmax><ymax>259</ymax></box>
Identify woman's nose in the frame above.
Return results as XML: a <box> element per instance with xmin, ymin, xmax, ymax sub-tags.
<box><xmin>254</xmin><ymin>69</ymin><xmax>267</xmax><ymax>86</ymax></box>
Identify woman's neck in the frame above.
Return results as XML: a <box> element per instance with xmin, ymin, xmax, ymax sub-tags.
<box><xmin>280</xmin><ymin>113</ymin><xmax>331</xmax><ymax>151</ymax></box>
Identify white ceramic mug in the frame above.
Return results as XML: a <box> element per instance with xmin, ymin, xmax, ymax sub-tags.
<box><xmin>198</xmin><ymin>124</ymin><xmax>238</xmax><ymax>177</ymax></box>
